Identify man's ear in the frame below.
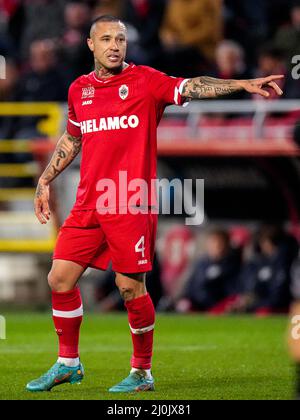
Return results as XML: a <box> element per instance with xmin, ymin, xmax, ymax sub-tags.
<box><xmin>87</xmin><ymin>38</ymin><xmax>94</xmax><ymax>52</ymax></box>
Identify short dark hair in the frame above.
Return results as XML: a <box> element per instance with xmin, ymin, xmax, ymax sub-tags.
<box><xmin>90</xmin><ymin>15</ymin><xmax>126</xmax><ymax>35</ymax></box>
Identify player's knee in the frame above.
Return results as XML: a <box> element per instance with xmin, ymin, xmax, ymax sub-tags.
<box><xmin>47</xmin><ymin>270</ymin><xmax>66</xmax><ymax>291</ymax></box>
<box><xmin>116</xmin><ymin>272</ymin><xmax>146</xmax><ymax>301</ymax></box>
<box><xmin>118</xmin><ymin>286</ymin><xmax>136</xmax><ymax>302</ymax></box>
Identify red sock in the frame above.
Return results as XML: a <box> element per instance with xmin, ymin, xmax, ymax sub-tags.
<box><xmin>125</xmin><ymin>293</ymin><xmax>155</xmax><ymax>370</ymax></box>
<box><xmin>52</xmin><ymin>287</ymin><xmax>83</xmax><ymax>359</ymax></box>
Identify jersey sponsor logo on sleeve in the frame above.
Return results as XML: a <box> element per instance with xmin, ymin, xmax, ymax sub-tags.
<box><xmin>80</xmin><ymin>115</ymin><xmax>139</xmax><ymax>134</ymax></box>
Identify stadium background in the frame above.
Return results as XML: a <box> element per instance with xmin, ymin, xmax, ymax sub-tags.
<box><xmin>0</xmin><ymin>0</ymin><xmax>300</xmax><ymax>400</ymax></box>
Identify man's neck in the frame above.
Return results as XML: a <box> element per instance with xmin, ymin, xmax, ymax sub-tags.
<box><xmin>94</xmin><ymin>61</ymin><xmax>129</xmax><ymax>79</ymax></box>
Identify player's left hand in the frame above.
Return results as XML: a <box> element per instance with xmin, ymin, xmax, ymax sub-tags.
<box><xmin>239</xmin><ymin>75</ymin><xmax>284</xmax><ymax>98</ymax></box>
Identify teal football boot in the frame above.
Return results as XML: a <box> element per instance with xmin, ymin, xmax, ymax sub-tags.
<box><xmin>109</xmin><ymin>371</ymin><xmax>155</xmax><ymax>393</ymax></box>
<box><xmin>26</xmin><ymin>362</ymin><xmax>84</xmax><ymax>392</ymax></box>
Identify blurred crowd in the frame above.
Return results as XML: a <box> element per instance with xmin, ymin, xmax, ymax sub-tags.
<box><xmin>174</xmin><ymin>225</ymin><xmax>299</xmax><ymax>315</ymax></box>
<box><xmin>126</xmin><ymin>224</ymin><xmax>300</xmax><ymax>316</ymax></box>
<box><xmin>0</xmin><ymin>0</ymin><xmax>300</xmax><ymax>111</ymax></box>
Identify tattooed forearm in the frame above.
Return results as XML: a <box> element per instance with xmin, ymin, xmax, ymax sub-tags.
<box><xmin>56</xmin><ymin>149</ymin><xmax>67</xmax><ymax>167</ymax></box>
<box><xmin>35</xmin><ymin>182</ymin><xmax>45</xmax><ymax>199</ymax></box>
<box><xmin>39</xmin><ymin>131</ymin><xmax>82</xmax><ymax>185</ymax></box>
<box><xmin>51</xmin><ymin>165</ymin><xmax>60</xmax><ymax>177</ymax></box>
<box><xmin>68</xmin><ymin>133</ymin><xmax>82</xmax><ymax>158</ymax></box>
<box><xmin>182</xmin><ymin>76</ymin><xmax>243</xmax><ymax>99</ymax></box>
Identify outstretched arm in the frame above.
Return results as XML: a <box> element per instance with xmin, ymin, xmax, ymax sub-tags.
<box><xmin>34</xmin><ymin>130</ymin><xmax>82</xmax><ymax>224</ymax></box>
<box><xmin>181</xmin><ymin>75</ymin><xmax>284</xmax><ymax>99</ymax></box>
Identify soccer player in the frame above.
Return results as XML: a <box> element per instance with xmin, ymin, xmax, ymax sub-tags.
<box><xmin>26</xmin><ymin>15</ymin><xmax>284</xmax><ymax>393</ymax></box>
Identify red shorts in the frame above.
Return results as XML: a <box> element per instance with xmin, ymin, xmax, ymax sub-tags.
<box><xmin>53</xmin><ymin>209</ymin><xmax>158</xmax><ymax>273</ymax></box>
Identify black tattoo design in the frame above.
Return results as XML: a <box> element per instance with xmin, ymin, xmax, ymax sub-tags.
<box><xmin>38</xmin><ymin>131</ymin><xmax>82</xmax><ymax>185</ymax></box>
<box><xmin>56</xmin><ymin>149</ymin><xmax>67</xmax><ymax>167</ymax></box>
<box><xmin>51</xmin><ymin>165</ymin><xmax>60</xmax><ymax>176</ymax></box>
<box><xmin>95</xmin><ymin>59</ymin><xmax>117</xmax><ymax>79</ymax></box>
<box><xmin>94</xmin><ymin>59</ymin><xmax>128</xmax><ymax>79</ymax></box>
<box><xmin>35</xmin><ymin>183</ymin><xmax>44</xmax><ymax>199</ymax></box>
<box><xmin>67</xmin><ymin>133</ymin><xmax>82</xmax><ymax>159</ymax></box>
<box><xmin>182</xmin><ymin>76</ymin><xmax>242</xmax><ymax>99</ymax></box>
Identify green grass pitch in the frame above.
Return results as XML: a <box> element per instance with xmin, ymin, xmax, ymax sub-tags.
<box><xmin>0</xmin><ymin>313</ymin><xmax>294</xmax><ymax>400</ymax></box>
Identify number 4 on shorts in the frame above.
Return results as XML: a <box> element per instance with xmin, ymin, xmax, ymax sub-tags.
<box><xmin>135</xmin><ymin>236</ymin><xmax>145</xmax><ymax>258</ymax></box>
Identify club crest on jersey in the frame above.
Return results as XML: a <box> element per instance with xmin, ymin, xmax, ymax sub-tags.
<box><xmin>119</xmin><ymin>85</ymin><xmax>129</xmax><ymax>100</ymax></box>
<box><xmin>82</xmin><ymin>86</ymin><xmax>95</xmax><ymax>99</ymax></box>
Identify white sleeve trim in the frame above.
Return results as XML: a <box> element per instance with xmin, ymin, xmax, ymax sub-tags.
<box><xmin>174</xmin><ymin>79</ymin><xmax>190</xmax><ymax>106</ymax></box>
<box><xmin>69</xmin><ymin>118</ymin><xmax>81</xmax><ymax>127</ymax></box>
<box><xmin>179</xmin><ymin>79</ymin><xmax>189</xmax><ymax>95</ymax></box>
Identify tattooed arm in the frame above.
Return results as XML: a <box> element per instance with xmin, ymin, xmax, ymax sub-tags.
<box><xmin>34</xmin><ymin>131</ymin><xmax>82</xmax><ymax>224</ymax></box>
<box><xmin>181</xmin><ymin>75</ymin><xmax>284</xmax><ymax>99</ymax></box>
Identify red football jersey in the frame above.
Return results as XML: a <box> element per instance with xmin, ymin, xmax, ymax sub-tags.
<box><xmin>67</xmin><ymin>64</ymin><xmax>188</xmax><ymax>211</ymax></box>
